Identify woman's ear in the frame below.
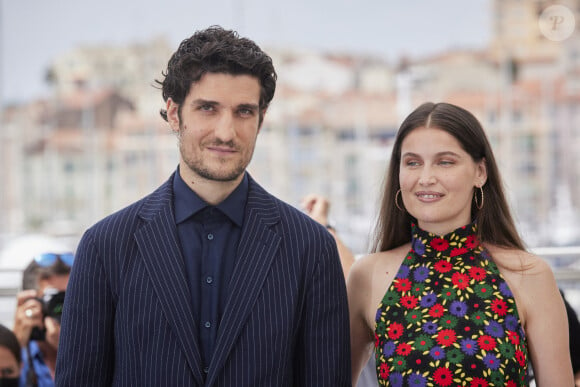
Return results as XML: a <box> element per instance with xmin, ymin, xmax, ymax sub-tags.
<box><xmin>476</xmin><ymin>157</ymin><xmax>488</xmax><ymax>187</ymax></box>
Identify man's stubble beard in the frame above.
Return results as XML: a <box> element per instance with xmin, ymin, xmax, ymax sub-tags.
<box><xmin>177</xmin><ymin>127</ymin><xmax>257</xmax><ymax>182</ymax></box>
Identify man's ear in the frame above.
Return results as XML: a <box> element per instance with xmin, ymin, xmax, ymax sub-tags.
<box><xmin>167</xmin><ymin>98</ymin><xmax>180</xmax><ymax>132</ymax></box>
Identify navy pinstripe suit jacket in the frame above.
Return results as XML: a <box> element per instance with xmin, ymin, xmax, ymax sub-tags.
<box><xmin>55</xmin><ymin>173</ymin><xmax>351</xmax><ymax>386</ymax></box>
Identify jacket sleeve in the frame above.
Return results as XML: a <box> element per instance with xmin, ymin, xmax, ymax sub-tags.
<box><xmin>55</xmin><ymin>230</ymin><xmax>116</xmax><ymax>387</ymax></box>
<box><xmin>293</xmin><ymin>233</ymin><xmax>352</xmax><ymax>386</ymax></box>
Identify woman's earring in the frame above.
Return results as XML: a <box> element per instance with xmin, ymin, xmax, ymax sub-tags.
<box><xmin>474</xmin><ymin>186</ymin><xmax>484</xmax><ymax>210</ymax></box>
<box><xmin>395</xmin><ymin>189</ymin><xmax>404</xmax><ymax>211</ymax></box>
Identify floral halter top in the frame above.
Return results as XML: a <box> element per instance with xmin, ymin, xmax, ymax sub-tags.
<box><xmin>374</xmin><ymin>223</ymin><xmax>529</xmax><ymax>386</ymax></box>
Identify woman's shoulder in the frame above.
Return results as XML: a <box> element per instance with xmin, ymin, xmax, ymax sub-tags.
<box><xmin>348</xmin><ymin>243</ymin><xmax>411</xmax><ymax>287</ymax></box>
<box><xmin>484</xmin><ymin>243</ymin><xmax>552</xmax><ymax>275</ymax></box>
<box><xmin>348</xmin><ymin>243</ymin><xmax>411</xmax><ymax>324</ymax></box>
<box><xmin>484</xmin><ymin>244</ymin><xmax>558</xmax><ymax>302</ymax></box>
<box><xmin>484</xmin><ymin>244</ymin><xmax>560</xmax><ymax>328</ymax></box>
<box><xmin>351</xmin><ymin>244</ymin><xmax>411</xmax><ymax>273</ymax></box>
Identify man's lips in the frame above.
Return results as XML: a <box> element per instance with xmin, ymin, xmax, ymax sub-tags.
<box><xmin>207</xmin><ymin>146</ymin><xmax>237</xmax><ymax>154</ymax></box>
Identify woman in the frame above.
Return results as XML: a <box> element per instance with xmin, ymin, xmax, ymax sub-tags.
<box><xmin>0</xmin><ymin>324</ymin><xmax>22</xmax><ymax>387</ymax></box>
<box><xmin>348</xmin><ymin>102</ymin><xmax>573</xmax><ymax>386</ymax></box>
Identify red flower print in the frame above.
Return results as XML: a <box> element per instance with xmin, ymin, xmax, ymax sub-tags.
<box><xmin>515</xmin><ymin>350</ymin><xmax>526</xmax><ymax>366</ymax></box>
<box><xmin>429</xmin><ymin>303</ymin><xmax>445</xmax><ymax>318</ymax></box>
<box><xmin>436</xmin><ymin>329</ymin><xmax>457</xmax><ymax>346</ymax></box>
<box><xmin>506</xmin><ymin>381</ymin><xmax>517</xmax><ymax>387</ymax></box>
<box><xmin>507</xmin><ymin>331</ymin><xmax>520</xmax><ymax>345</ymax></box>
<box><xmin>477</xmin><ymin>335</ymin><xmax>497</xmax><ymax>351</ymax></box>
<box><xmin>379</xmin><ymin>362</ymin><xmax>389</xmax><ymax>379</ymax></box>
<box><xmin>431</xmin><ymin>238</ymin><xmax>449</xmax><ymax>252</ymax></box>
<box><xmin>465</xmin><ymin>234</ymin><xmax>478</xmax><ymax>248</ymax></box>
<box><xmin>434</xmin><ymin>260</ymin><xmax>453</xmax><ymax>273</ymax></box>
<box><xmin>388</xmin><ymin>322</ymin><xmax>404</xmax><ymax>340</ymax></box>
<box><xmin>394</xmin><ymin>278</ymin><xmax>412</xmax><ymax>292</ymax></box>
<box><xmin>450</xmin><ymin>247</ymin><xmax>468</xmax><ymax>257</ymax></box>
<box><xmin>468</xmin><ymin>266</ymin><xmax>486</xmax><ymax>281</ymax></box>
<box><xmin>470</xmin><ymin>377</ymin><xmax>489</xmax><ymax>387</ymax></box>
<box><xmin>396</xmin><ymin>342</ymin><xmax>412</xmax><ymax>356</ymax></box>
<box><xmin>451</xmin><ymin>272</ymin><xmax>470</xmax><ymax>290</ymax></box>
<box><xmin>433</xmin><ymin>366</ymin><xmax>453</xmax><ymax>386</ymax></box>
<box><xmin>400</xmin><ymin>295</ymin><xmax>418</xmax><ymax>309</ymax></box>
<box><xmin>490</xmin><ymin>299</ymin><xmax>508</xmax><ymax>316</ymax></box>
<box><xmin>374</xmin><ymin>333</ymin><xmax>380</xmax><ymax>348</ymax></box>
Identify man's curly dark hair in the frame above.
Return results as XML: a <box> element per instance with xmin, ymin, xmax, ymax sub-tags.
<box><xmin>156</xmin><ymin>25</ymin><xmax>277</xmax><ymax>126</ymax></box>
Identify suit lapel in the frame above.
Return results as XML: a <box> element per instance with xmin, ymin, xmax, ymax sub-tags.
<box><xmin>206</xmin><ymin>178</ymin><xmax>281</xmax><ymax>385</ymax></box>
<box><xmin>135</xmin><ymin>177</ymin><xmax>205</xmax><ymax>386</ymax></box>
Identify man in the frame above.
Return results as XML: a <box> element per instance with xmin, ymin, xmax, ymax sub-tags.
<box><xmin>55</xmin><ymin>26</ymin><xmax>350</xmax><ymax>386</ymax></box>
<box><xmin>13</xmin><ymin>252</ymin><xmax>73</xmax><ymax>387</ymax></box>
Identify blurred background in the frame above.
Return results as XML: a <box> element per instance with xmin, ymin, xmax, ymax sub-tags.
<box><xmin>1</xmin><ymin>0</ymin><xmax>579</xmax><ymax>327</ymax></box>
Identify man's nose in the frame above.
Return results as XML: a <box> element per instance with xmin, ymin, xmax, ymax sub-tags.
<box><xmin>214</xmin><ymin>112</ymin><xmax>235</xmax><ymax>141</ymax></box>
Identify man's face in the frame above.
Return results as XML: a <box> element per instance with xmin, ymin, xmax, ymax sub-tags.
<box><xmin>38</xmin><ymin>274</ymin><xmax>69</xmax><ymax>350</ymax></box>
<box><xmin>167</xmin><ymin>72</ymin><xmax>263</xmax><ymax>185</ymax></box>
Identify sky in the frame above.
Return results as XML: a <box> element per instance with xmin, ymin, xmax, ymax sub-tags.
<box><xmin>0</xmin><ymin>0</ymin><xmax>491</xmax><ymax>104</ymax></box>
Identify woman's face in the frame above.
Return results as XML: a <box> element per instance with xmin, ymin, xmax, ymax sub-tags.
<box><xmin>0</xmin><ymin>345</ymin><xmax>20</xmax><ymax>379</ymax></box>
<box><xmin>399</xmin><ymin>126</ymin><xmax>487</xmax><ymax>235</ymax></box>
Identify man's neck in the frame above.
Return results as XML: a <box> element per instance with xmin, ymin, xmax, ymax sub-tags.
<box><xmin>179</xmin><ymin>166</ymin><xmax>244</xmax><ymax>205</ymax></box>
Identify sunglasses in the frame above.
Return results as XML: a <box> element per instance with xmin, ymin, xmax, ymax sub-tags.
<box><xmin>33</xmin><ymin>252</ymin><xmax>74</xmax><ymax>267</ymax></box>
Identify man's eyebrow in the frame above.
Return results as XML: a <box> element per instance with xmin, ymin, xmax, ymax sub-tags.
<box><xmin>237</xmin><ymin>103</ymin><xmax>259</xmax><ymax>110</ymax></box>
<box><xmin>191</xmin><ymin>98</ymin><xmax>218</xmax><ymax>106</ymax></box>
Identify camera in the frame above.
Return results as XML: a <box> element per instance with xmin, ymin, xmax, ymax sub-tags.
<box><xmin>29</xmin><ymin>288</ymin><xmax>66</xmax><ymax>341</ymax></box>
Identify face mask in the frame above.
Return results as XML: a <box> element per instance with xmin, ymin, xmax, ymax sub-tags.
<box><xmin>0</xmin><ymin>377</ymin><xmax>20</xmax><ymax>387</ymax></box>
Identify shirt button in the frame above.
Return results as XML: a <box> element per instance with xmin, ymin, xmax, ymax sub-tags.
<box><xmin>203</xmin><ymin>367</ymin><xmax>209</xmax><ymax>374</ymax></box>
<box><xmin>204</xmin><ymin>321</ymin><xmax>211</xmax><ymax>328</ymax></box>
<box><xmin>207</xmin><ymin>233</ymin><xmax>214</xmax><ymax>240</ymax></box>
<box><xmin>206</xmin><ymin>276</ymin><xmax>213</xmax><ymax>284</ymax></box>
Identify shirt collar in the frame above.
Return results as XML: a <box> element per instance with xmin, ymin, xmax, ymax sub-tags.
<box><xmin>173</xmin><ymin>167</ymin><xmax>248</xmax><ymax>227</ymax></box>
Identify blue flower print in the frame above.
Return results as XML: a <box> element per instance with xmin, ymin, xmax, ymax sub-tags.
<box><xmin>460</xmin><ymin>338</ymin><xmax>478</xmax><ymax>355</ymax></box>
<box><xmin>499</xmin><ymin>281</ymin><xmax>513</xmax><ymax>297</ymax></box>
<box><xmin>420</xmin><ymin>292</ymin><xmax>437</xmax><ymax>307</ymax></box>
<box><xmin>413</xmin><ymin>266</ymin><xmax>430</xmax><ymax>282</ymax></box>
<box><xmin>422</xmin><ymin>321</ymin><xmax>438</xmax><ymax>334</ymax></box>
<box><xmin>396</xmin><ymin>265</ymin><xmax>410</xmax><ymax>279</ymax></box>
<box><xmin>429</xmin><ymin>346</ymin><xmax>446</xmax><ymax>360</ymax></box>
<box><xmin>413</xmin><ymin>237</ymin><xmax>426</xmax><ymax>255</ymax></box>
<box><xmin>383</xmin><ymin>341</ymin><xmax>396</xmax><ymax>357</ymax></box>
<box><xmin>375</xmin><ymin>308</ymin><xmax>382</xmax><ymax>321</ymax></box>
<box><xmin>485</xmin><ymin>321</ymin><xmax>505</xmax><ymax>338</ymax></box>
<box><xmin>505</xmin><ymin>315</ymin><xmax>518</xmax><ymax>332</ymax></box>
<box><xmin>449</xmin><ymin>300</ymin><xmax>468</xmax><ymax>317</ymax></box>
<box><xmin>408</xmin><ymin>373</ymin><xmax>427</xmax><ymax>386</ymax></box>
<box><xmin>389</xmin><ymin>372</ymin><xmax>403</xmax><ymax>387</ymax></box>
<box><xmin>483</xmin><ymin>353</ymin><xmax>501</xmax><ymax>370</ymax></box>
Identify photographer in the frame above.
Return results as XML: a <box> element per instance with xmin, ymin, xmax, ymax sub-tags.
<box><xmin>12</xmin><ymin>252</ymin><xmax>72</xmax><ymax>387</ymax></box>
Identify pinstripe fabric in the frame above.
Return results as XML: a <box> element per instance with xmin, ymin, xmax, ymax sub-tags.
<box><xmin>55</xmin><ymin>173</ymin><xmax>351</xmax><ymax>387</ymax></box>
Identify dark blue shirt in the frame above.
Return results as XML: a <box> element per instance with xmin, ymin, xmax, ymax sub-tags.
<box><xmin>173</xmin><ymin>169</ymin><xmax>248</xmax><ymax>372</ymax></box>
